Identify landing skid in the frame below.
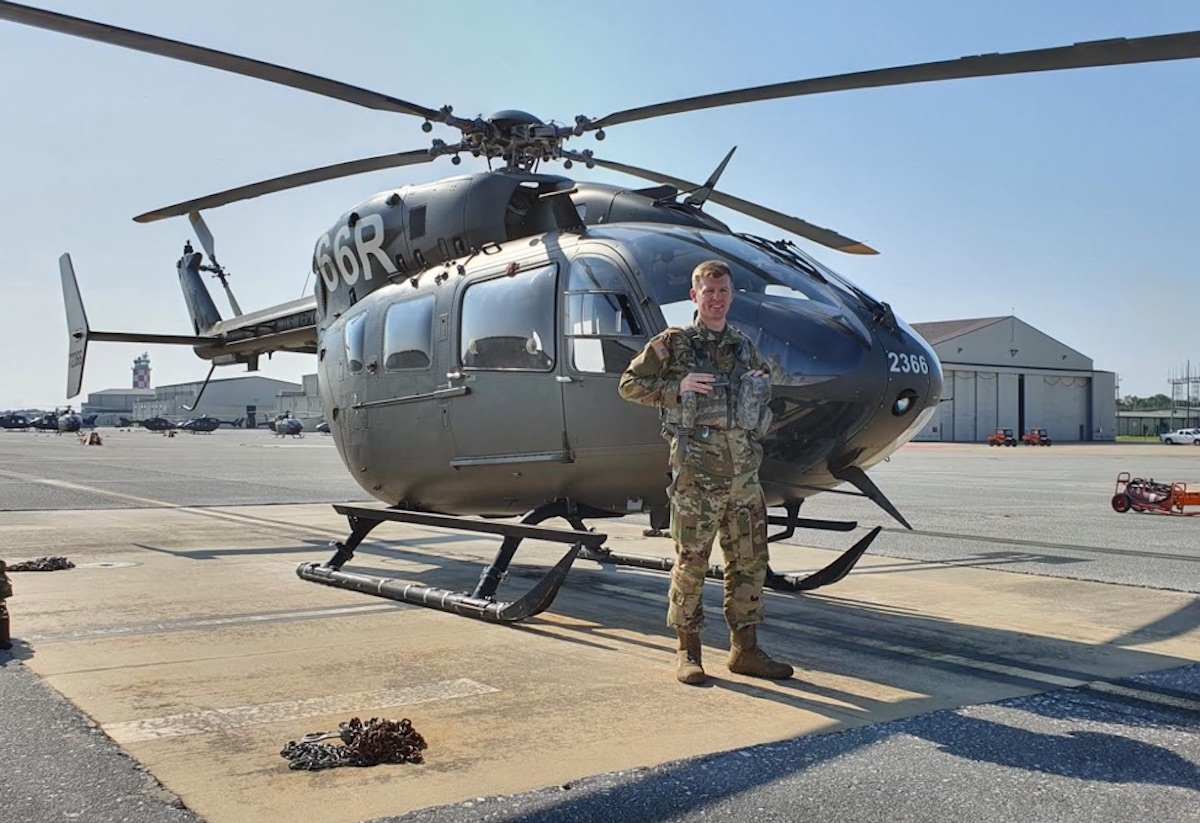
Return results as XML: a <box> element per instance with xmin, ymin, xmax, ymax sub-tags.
<box><xmin>297</xmin><ymin>501</ymin><xmax>607</xmax><ymax>623</ymax></box>
<box><xmin>297</xmin><ymin>499</ymin><xmax>879</xmax><ymax>623</ymax></box>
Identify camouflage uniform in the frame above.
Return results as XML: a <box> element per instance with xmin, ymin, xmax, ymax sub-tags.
<box><xmin>619</xmin><ymin>322</ymin><xmax>772</xmax><ymax>632</ymax></box>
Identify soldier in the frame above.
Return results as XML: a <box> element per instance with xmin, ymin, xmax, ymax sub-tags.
<box><xmin>619</xmin><ymin>259</ymin><xmax>791</xmax><ymax>685</ymax></box>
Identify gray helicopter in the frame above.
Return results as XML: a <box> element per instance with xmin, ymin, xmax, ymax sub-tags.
<box><xmin>5</xmin><ymin>1</ymin><xmax>1198</xmax><ymax>622</ymax></box>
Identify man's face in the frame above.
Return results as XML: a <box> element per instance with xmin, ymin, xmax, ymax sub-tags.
<box><xmin>690</xmin><ymin>274</ymin><xmax>733</xmax><ymax>330</ymax></box>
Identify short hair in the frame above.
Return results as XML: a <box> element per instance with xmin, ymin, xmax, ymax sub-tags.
<box><xmin>691</xmin><ymin>259</ymin><xmax>732</xmax><ymax>289</ymax></box>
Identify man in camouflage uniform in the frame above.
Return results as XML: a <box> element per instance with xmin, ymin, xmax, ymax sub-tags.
<box><xmin>619</xmin><ymin>259</ymin><xmax>792</xmax><ymax>685</ymax></box>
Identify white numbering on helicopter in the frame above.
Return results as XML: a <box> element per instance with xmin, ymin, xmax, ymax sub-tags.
<box><xmin>887</xmin><ymin>351</ymin><xmax>929</xmax><ymax>375</ymax></box>
<box><xmin>314</xmin><ymin>213</ymin><xmax>398</xmax><ymax>291</ymax></box>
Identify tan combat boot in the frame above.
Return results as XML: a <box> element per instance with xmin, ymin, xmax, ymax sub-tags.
<box><xmin>728</xmin><ymin>625</ymin><xmax>793</xmax><ymax>679</ymax></box>
<box><xmin>675</xmin><ymin>630</ymin><xmax>706</xmax><ymax>685</ymax></box>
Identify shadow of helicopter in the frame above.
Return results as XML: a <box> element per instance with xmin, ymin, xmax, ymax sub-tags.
<box><xmin>5</xmin><ymin>1</ymin><xmax>1200</xmax><ymax>624</ymax></box>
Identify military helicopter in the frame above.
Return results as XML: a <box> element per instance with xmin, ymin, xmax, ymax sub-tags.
<box><xmin>179</xmin><ymin>416</ymin><xmax>245</xmax><ymax>433</ymax></box>
<box><xmin>0</xmin><ymin>413</ymin><xmax>31</xmax><ymax>430</ymax></box>
<box><xmin>4</xmin><ymin>2</ymin><xmax>1198</xmax><ymax>623</ymax></box>
<box><xmin>26</xmin><ymin>408</ymin><xmax>86</xmax><ymax>433</ymax></box>
<box><xmin>270</xmin><ymin>413</ymin><xmax>305</xmax><ymax>438</ymax></box>
<box><xmin>133</xmin><ymin>417</ymin><xmax>177</xmax><ymax>432</ymax></box>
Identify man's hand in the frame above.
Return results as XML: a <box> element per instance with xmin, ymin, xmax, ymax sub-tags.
<box><xmin>680</xmin><ymin>372</ymin><xmax>716</xmax><ymax>395</ymax></box>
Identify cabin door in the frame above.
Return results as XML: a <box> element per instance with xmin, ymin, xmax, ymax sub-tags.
<box><xmin>447</xmin><ymin>262</ymin><xmax>568</xmax><ymax>467</ymax></box>
<box><xmin>558</xmin><ymin>252</ymin><xmax>665</xmax><ymax>505</ymax></box>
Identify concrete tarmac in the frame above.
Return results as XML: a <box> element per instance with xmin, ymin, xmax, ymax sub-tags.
<box><xmin>1</xmin><ymin>430</ymin><xmax>1198</xmax><ymax>822</ymax></box>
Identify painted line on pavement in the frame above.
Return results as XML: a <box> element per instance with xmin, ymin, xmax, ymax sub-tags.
<box><xmin>23</xmin><ymin>603</ymin><xmax>405</xmax><ymax>643</ymax></box>
<box><xmin>1083</xmin><ymin>681</ymin><xmax>1200</xmax><ymax>714</ymax></box>
<box><xmin>104</xmin><ymin>678</ymin><xmax>499</xmax><ymax>744</ymax></box>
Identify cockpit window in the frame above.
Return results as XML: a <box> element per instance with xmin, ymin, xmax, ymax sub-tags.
<box><xmin>460</xmin><ymin>264</ymin><xmax>556</xmax><ymax>371</ymax></box>
<box><xmin>594</xmin><ymin>226</ymin><xmax>843</xmax><ymax>327</ymax></box>
<box><xmin>344</xmin><ymin>312</ymin><xmax>367</xmax><ymax>373</ymax></box>
<box><xmin>565</xmin><ymin>256</ymin><xmax>645</xmax><ymax>374</ymax></box>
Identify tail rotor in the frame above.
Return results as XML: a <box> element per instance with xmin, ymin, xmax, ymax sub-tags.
<box><xmin>189</xmin><ymin>211</ymin><xmax>242</xmax><ymax>316</ymax></box>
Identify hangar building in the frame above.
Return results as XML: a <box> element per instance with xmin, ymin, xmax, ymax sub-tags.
<box><xmin>129</xmin><ymin>375</ymin><xmax>304</xmax><ymax>428</ymax></box>
<box><xmin>911</xmin><ymin>316</ymin><xmax>1115</xmax><ymax>443</ymax></box>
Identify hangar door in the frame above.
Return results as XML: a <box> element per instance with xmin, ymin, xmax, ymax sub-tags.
<box><xmin>944</xmin><ymin>370</ymin><xmax>1020</xmax><ymax>442</ymax></box>
<box><xmin>1024</xmin><ymin>375</ymin><xmax>1089</xmax><ymax>441</ymax></box>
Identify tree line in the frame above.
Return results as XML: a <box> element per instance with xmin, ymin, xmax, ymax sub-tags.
<box><xmin>1118</xmin><ymin>394</ymin><xmax>1184</xmax><ymax>411</ymax></box>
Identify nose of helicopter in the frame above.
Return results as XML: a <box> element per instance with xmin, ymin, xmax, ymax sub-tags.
<box><xmin>735</xmin><ymin>298</ymin><xmax>942</xmax><ymax>486</ymax></box>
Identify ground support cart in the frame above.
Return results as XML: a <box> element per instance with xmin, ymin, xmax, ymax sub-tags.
<box><xmin>1111</xmin><ymin>472</ymin><xmax>1200</xmax><ymax>516</ymax></box>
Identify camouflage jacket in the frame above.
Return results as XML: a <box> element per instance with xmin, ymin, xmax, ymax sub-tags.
<box><xmin>0</xmin><ymin>561</ymin><xmax>11</xmax><ymax>600</ymax></box>
<box><xmin>619</xmin><ymin>322</ymin><xmax>771</xmax><ymax>477</ymax></box>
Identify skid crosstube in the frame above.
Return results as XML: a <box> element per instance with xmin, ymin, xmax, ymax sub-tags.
<box><xmin>296</xmin><ymin>502</ymin><xmax>608</xmax><ymax>623</ymax></box>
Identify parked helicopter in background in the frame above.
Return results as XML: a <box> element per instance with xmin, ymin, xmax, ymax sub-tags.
<box><xmin>271</xmin><ymin>413</ymin><xmax>305</xmax><ymax>438</ymax></box>
<box><xmin>5</xmin><ymin>1</ymin><xmax>1199</xmax><ymax>623</ymax></box>
<box><xmin>0</xmin><ymin>413</ymin><xmax>31</xmax><ymax>430</ymax></box>
<box><xmin>26</xmin><ymin>408</ymin><xmax>89</xmax><ymax>433</ymax></box>
<box><xmin>179</xmin><ymin>416</ymin><xmax>245</xmax><ymax>433</ymax></box>
<box><xmin>125</xmin><ymin>416</ymin><xmax>176</xmax><ymax>432</ymax></box>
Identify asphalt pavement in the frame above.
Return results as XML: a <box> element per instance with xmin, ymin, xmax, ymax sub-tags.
<box><xmin>1</xmin><ymin>431</ymin><xmax>1198</xmax><ymax>822</ymax></box>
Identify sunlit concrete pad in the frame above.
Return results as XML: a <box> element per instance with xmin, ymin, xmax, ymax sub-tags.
<box><xmin>3</xmin><ymin>503</ymin><xmax>1199</xmax><ymax>823</ymax></box>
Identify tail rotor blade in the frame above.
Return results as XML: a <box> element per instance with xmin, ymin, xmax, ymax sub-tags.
<box><xmin>188</xmin><ymin>212</ymin><xmax>218</xmax><ymax>266</ymax></box>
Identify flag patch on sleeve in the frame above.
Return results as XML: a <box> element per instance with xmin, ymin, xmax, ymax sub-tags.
<box><xmin>651</xmin><ymin>339</ymin><xmax>668</xmax><ymax>360</ymax></box>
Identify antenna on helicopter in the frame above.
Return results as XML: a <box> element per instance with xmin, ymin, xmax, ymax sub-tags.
<box><xmin>685</xmin><ymin>146</ymin><xmax>736</xmax><ymax>209</ymax></box>
<box><xmin>188</xmin><ymin>211</ymin><xmax>243</xmax><ymax>316</ymax></box>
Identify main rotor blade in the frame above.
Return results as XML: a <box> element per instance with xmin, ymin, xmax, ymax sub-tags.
<box><xmin>134</xmin><ymin>149</ymin><xmax>440</xmax><ymax>223</ymax></box>
<box><xmin>0</xmin><ymin>1</ymin><xmax>441</xmax><ymax>120</ymax></box>
<box><xmin>586</xmin><ymin>155</ymin><xmax>877</xmax><ymax>255</ymax></box>
<box><xmin>588</xmin><ymin>31</ymin><xmax>1200</xmax><ymax>130</ymax></box>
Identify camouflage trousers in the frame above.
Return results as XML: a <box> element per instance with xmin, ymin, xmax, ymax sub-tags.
<box><xmin>666</xmin><ymin>466</ymin><xmax>768</xmax><ymax>632</ymax></box>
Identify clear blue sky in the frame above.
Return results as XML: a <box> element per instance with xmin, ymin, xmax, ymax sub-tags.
<box><xmin>1</xmin><ymin>0</ymin><xmax>1197</xmax><ymax>410</ymax></box>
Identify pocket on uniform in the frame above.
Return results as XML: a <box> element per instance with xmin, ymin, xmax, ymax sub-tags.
<box><xmin>672</xmin><ymin>511</ymin><xmax>699</xmax><ymax>545</ymax></box>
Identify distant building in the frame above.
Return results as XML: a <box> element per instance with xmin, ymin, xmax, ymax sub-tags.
<box><xmin>277</xmin><ymin>373</ymin><xmax>324</xmax><ymax>426</ymax></box>
<box><xmin>80</xmin><ymin>387</ymin><xmax>157</xmax><ymax>424</ymax></box>
<box><xmin>133</xmin><ymin>375</ymin><xmax>304</xmax><ymax>428</ymax></box>
<box><xmin>912</xmin><ymin>316</ymin><xmax>1116</xmax><ymax>443</ymax></box>
<box><xmin>1116</xmin><ymin>410</ymin><xmax>1199</xmax><ymax>437</ymax></box>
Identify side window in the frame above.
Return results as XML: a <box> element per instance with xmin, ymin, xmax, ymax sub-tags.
<box><xmin>460</xmin><ymin>264</ymin><xmax>556</xmax><ymax>371</ymax></box>
<box><xmin>383</xmin><ymin>294</ymin><xmax>434</xmax><ymax>370</ymax></box>
<box><xmin>344</xmin><ymin>312</ymin><xmax>367</xmax><ymax>373</ymax></box>
<box><xmin>565</xmin><ymin>256</ymin><xmax>644</xmax><ymax>374</ymax></box>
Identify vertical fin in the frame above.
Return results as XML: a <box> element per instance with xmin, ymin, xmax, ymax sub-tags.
<box><xmin>59</xmin><ymin>253</ymin><xmax>89</xmax><ymax>399</ymax></box>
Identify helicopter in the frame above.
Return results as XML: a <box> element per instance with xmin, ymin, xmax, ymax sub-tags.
<box><xmin>179</xmin><ymin>416</ymin><xmax>245</xmax><ymax>433</ymax></box>
<box><xmin>270</xmin><ymin>412</ymin><xmax>305</xmax><ymax>438</ymax></box>
<box><xmin>4</xmin><ymin>2</ymin><xmax>1199</xmax><ymax>623</ymax></box>
<box><xmin>131</xmin><ymin>416</ymin><xmax>177</xmax><ymax>432</ymax></box>
<box><xmin>0</xmin><ymin>413</ymin><xmax>31</xmax><ymax>430</ymax></box>
<box><xmin>26</xmin><ymin>408</ymin><xmax>88</xmax><ymax>433</ymax></box>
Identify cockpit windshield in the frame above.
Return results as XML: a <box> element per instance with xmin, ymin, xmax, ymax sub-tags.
<box><xmin>590</xmin><ymin>225</ymin><xmax>849</xmax><ymax>327</ymax></box>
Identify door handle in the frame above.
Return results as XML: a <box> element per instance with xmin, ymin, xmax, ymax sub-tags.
<box><xmin>555</xmin><ymin>375</ymin><xmax>574</xmax><ymax>383</ymax></box>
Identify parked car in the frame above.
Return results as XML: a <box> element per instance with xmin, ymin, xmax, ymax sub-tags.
<box><xmin>1160</xmin><ymin>428</ymin><xmax>1200</xmax><ymax>445</ymax></box>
